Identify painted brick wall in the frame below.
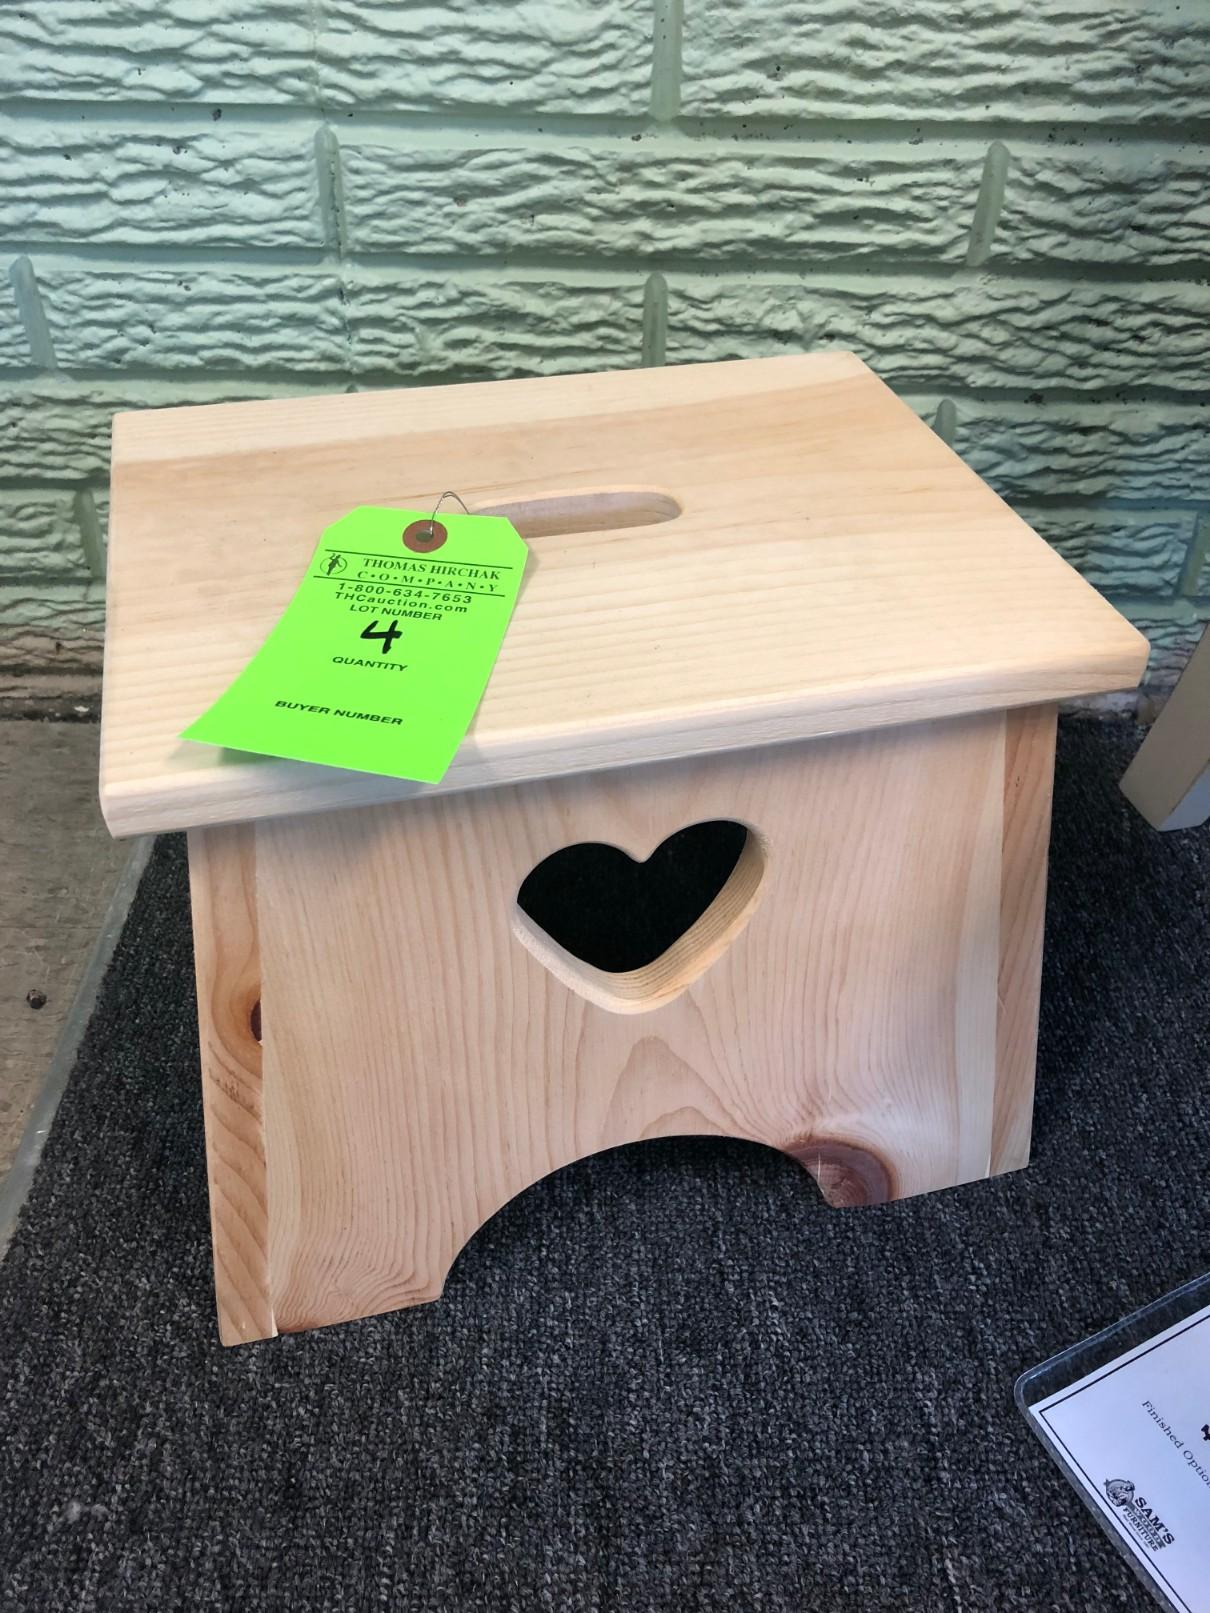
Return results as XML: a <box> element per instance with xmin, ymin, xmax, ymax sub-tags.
<box><xmin>2</xmin><ymin>0</ymin><xmax>1209</xmax><ymax>700</ymax></box>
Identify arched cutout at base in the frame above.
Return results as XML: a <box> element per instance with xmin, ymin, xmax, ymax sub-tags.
<box><xmin>434</xmin><ymin>1131</ymin><xmax>897</xmax><ymax>1307</ymax></box>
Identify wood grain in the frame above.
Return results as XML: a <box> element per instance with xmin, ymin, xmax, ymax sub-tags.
<box><xmin>992</xmin><ymin>704</ymin><xmax>1057</xmax><ymax>1175</ymax></box>
<box><xmin>229</xmin><ymin>713</ymin><xmax>1026</xmax><ymax>1338</ymax></box>
<box><xmin>101</xmin><ymin>353</ymin><xmax>1147</xmax><ymax>836</ymax></box>
<box><xmin>187</xmin><ymin>823</ymin><xmax>275</xmax><ymax>1344</ymax></box>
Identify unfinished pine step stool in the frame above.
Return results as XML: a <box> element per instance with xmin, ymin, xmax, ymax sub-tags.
<box><xmin>99</xmin><ymin>353</ymin><xmax>1148</xmax><ymax>1344</ymax></box>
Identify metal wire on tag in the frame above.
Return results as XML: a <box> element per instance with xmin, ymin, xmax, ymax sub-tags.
<box><xmin>402</xmin><ymin>492</ymin><xmax>470</xmax><ymax>555</ymax></box>
<box><xmin>427</xmin><ymin>490</ymin><xmax>469</xmax><ymax>538</ymax></box>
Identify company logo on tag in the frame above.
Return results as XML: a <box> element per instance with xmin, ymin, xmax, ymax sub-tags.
<box><xmin>1103</xmin><ymin>1478</ymin><xmax>1176</xmax><ymax>1552</ymax></box>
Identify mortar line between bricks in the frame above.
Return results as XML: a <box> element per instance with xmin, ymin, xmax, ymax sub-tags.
<box><xmin>1005</xmin><ymin>494</ymin><xmax>1210</xmax><ymax>515</ymax></box>
<box><xmin>1178</xmin><ymin>514</ymin><xmax>1210</xmax><ymax>595</ymax></box>
<box><xmin>0</xmin><ymin>568</ymin><xmax>99</xmax><ymax>585</ymax></box>
<box><xmin>1</xmin><ymin>361</ymin><xmax>1208</xmax><ymax>409</ymax></box>
<box><xmin>965</xmin><ymin>141</ymin><xmax>1010</xmax><ymax>269</ymax></box>
<box><xmin>1106</xmin><ymin>595</ymin><xmax>1210</xmax><ymax>617</ymax></box>
<box><xmin>302</xmin><ymin>0</ymin><xmax>357</xmax><ymax>388</ymax></box>
<box><xmin>905</xmin><ymin>383</ymin><xmax>1210</xmax><ymax>406</ymax></box>
<box><xmin>7</xmin><ymin>256</ymin><xmax>56</xmax><ymax>371</ymax></box>
<box><xmin>72</xmin><ymin>488</ymin><xmax>106</xmax><ymax>580</ymax></box>
<box><xmin>650</xmin><ymin>0</ymin><xmax>683</xmax><ymax>121</ymax></box>
<box><xmin>1</xmin><ymin>98</ymin><xmax>1209</xmax><ymax>149</ymax></box>
<box><xmin>0</xmin><ymin>476</ymin><xmax>112</xmax><ymax>493</ymax></box>
<box><xmin>901</xmin><ymin>388</ymin><xmax>1210</xmax><ymax>420</ymax></box>
<box><xmin>2</xmin><ymin>359</ymin><xmax>1209</xmax><ymax>412</ymax></box>
<box><xmin>314</xmin><ymin>127</ymin><xmax>346</xmax><ymax>256</ymax></box>
<box><xmin>641</xmin><ymin>273</ymin><xmax>668</xmax><ymax>365</ymax></box>
<box><xmin>3</xmin><ymin>370</ymin><xmax>1209</xmax><ymax>420</ymax></box>
<box><xmin>915</xmin><ymin>384</ymin><xmax>1210</xmax><ymax>406</ymax></box>
<box><xmin>0</xmin><ymin>469</ymin><xmax>1200</xmax><ymax>520</ymax></box>
<box><xmin>674</xmin><ymin>114</ymin><xmax>1210</xmax><ymax>148</ymax></box>
<box><xmin>305</xmin><ymin>0</ymin><xmax>325</xmax><ymax>113</ymax></box>
<box><xmin>0</xmin><ymin>243</ymin><xmax>331</xmax><ymax>268</ymax></box>
<box><xmin>6</xmin><ymin>243</ymin><xmax>1210</xmax><ymax>289</ymax></box>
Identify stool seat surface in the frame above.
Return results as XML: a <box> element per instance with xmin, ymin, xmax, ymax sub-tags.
<box><xmin>100</xmin><ymin>352</ymin><xmax>1146</xmax><ymax>834</ymax></box>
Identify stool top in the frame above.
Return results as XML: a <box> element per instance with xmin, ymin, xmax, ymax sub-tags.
<box><xmin>100</xmin><ymin>352</ymin><xmax>1146</xmax><ymax>835</ymax></box>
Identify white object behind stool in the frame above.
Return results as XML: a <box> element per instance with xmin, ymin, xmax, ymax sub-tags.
<box><xmin>1121</xmin><ymin>624</ymin><xmax>1210</xmax><ymax>831</ymax></box>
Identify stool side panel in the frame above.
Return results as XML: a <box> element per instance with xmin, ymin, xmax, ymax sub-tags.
<box><xmin>242</xmin><ymin>716</ymin><xmax>1037</xmax><ymax>1336</ymax></box>
<box><xmin>993</xmin><ymin>705</ymin><xmax>1057</xmax><ymax>1175</ymax></box>
<box><xmin>187</xmin><ymin>824</ymin><xmax>275</xmax><ymax>1345</ymax></box>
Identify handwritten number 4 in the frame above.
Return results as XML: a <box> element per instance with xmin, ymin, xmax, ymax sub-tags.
<box><xmin>1203</xmin><ymin>1424</ymin><xmax>1210</xmax><ymax>1443</ymax></box>
<box><xmin>360</xmin><ymin>619</ymin><xmax>402</xmax><ymax>656</ymax></box>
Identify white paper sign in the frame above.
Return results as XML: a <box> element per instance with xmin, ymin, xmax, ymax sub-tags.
<box><xmin>1029</xmin><ymin>1302</ymin><xmax>1210</xmax><ymax>1612</ymax></box>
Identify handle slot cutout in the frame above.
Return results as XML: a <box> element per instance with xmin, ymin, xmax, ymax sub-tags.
<box><xmin>474</xmin><ymin>489</ymin><xmax>681</xmax><ymax>539</ymax></box>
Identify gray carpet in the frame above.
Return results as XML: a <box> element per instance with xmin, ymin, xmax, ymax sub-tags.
<box><xmin>1</xmin><ymin>721</ymin><xmax>1206</xmax><ymax>1612</ymax></box>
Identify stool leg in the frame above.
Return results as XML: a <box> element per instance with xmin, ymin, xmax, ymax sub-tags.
<box><xmin>188</xmin><ymin>824</ymin><xmax>275</xmax><ymax>1345</ymax></box>
<box><xmin>993</xmin><ymin>704</ymin><xmax>1056</xmax><ymax>1176</ymax></box>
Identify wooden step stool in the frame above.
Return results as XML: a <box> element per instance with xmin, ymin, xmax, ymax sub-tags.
<box><xmin>100</xmin><ymin>354</ymin><xmax>1148</xmax><ymax>1344</ymax></box>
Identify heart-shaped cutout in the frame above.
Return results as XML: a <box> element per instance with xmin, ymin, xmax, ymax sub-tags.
<box><xmin>513</xmin><ymin>820</ymin><xmax>766</xmax><ymax>1013</ymax></box>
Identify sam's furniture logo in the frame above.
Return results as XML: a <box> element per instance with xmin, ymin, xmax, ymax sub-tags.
<box><xmin>1103</xmin><ymin>1478</ymin><xmax>1176</xmax><ymax>1551</ymax></box>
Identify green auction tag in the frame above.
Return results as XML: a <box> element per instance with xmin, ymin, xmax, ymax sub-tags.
<box><xmin>182</xmin><ymin>506</ymin><xmax>528</xmax><ymax>783</ymax></box>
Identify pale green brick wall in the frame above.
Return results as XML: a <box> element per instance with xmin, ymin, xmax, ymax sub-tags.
<box><xmin>2</xmin><ymin>0</ymin><xmax>1209</xmax><ymax>694</ymax></box>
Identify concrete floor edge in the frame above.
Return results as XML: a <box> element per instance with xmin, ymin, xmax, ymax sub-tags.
<box><xmin>0</xmin><ymin>835</ymin><xmax>154</xmax><ymax>1258</ymax></box>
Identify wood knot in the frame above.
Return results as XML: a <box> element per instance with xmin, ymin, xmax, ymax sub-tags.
<box><xmin>781</xmin><ymin>1136</ymin><xmax>894</xmax><ymax>1207</ymax></box>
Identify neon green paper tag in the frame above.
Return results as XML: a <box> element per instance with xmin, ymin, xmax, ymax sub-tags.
<box><xmin>182</xmin><ymin>506</ymin><xmax>528</xmax><ymax>783</ymax></box>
